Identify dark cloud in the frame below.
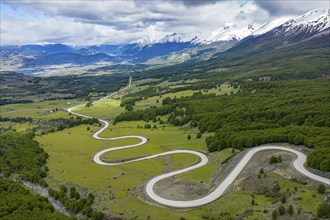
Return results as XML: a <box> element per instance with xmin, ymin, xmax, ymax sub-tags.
<box><xmin>170</xmin><ymin>0</ymin><xmax>219</xmax><ymax>7</ymax></box>
<box><xmin>255</xmin><ymin>1</ymin><xmax>329</xmax><ymax>16</ymax></box>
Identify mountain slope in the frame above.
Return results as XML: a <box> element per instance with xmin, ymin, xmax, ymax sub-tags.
<box><xmin>141</xmin><ymin>12</ymin><xmax>330</xmax><ymax>82</ymax></box>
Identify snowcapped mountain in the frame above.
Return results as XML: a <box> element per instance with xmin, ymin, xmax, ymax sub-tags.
<box><xmin>130</xmin><ymin>36</ymin><xmax>162</xmax><ymax>46</ymax></box>
<box><xmin>130</xmin><ymin>33</ymin><xmax>197</xmax><ymax>46</ymax></box>
<box><xmin>193</xmin><ymin>22</ymin><xmax>265</xmax><ymax>45</ymax></box>
<box><xmin>130</xmin><ymin>22</ymin><xmax>266</xmax><ymax>46</ymax></box>
<box><xmin>158</xmin><ymin>33</ymin><xmax>198</xmax><ymax>44</ymax></box>
<box><xmin>131</xmin><ymin>9</ymin><xmax>329</xmax><ymax>47</ymax></box>
<box><xmin>252</xmin><ymin>17</ymin><xmax>293</xmax><ymax>36</ymax></box>
<box><xmin>272</xmin><ymin>9</ymin><xmax>330</xmax><ymax>37</ymax></box>
<box><xmin>2</xmin><ymin>9</ymin><xmax>329</xmax><ymax>70</ymax></box>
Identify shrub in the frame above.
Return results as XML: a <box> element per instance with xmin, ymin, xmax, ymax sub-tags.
<box><xmin>317</xmin><ymin>184</ymin><xmax>326</xmax><ymax>194</ymax></box>
<box><xmin>278</xmin><ymin>205</ymin><xmax>286</xmax><ymax>215</ymax></box>
<box><xmin>271</xmin><ymin>209</ymin><xmax>278</xmax><ymax>220</ymax></box>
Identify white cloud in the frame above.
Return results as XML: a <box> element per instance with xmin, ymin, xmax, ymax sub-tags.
<box><xmin>0</xmin><ymin>17</ymin><xmax>132</xmax><ymax>45</ymax></box>
<box><xmin>0</xmin><ymin>0</ymin><xmax>328</xmax><ymax>45</ymax></box>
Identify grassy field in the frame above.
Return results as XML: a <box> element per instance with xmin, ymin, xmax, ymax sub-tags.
<box><xmin>36</xmin><ymin>123</ymin><xmax>236</xmax><ymax>219</ymax></box>
<box><xmin>73</xmin><ymin>99</ymin><xmax>125</xmax><ymax>121</ymax></box>
<box><xmin>3</xmin><ymin>80</ymin><xmax>324</xmax><ymax>219</ymax></box>
<box><xmin>1</xmin><ymin>110</ymin><xmax>71</xmax><ymax>119</ymax></box>
<box><xmin>0</xmin><ymin>121</ymin><xmax>34</xmax><ymax>131</ymax></box>
<box><xmin>1</xmin><ymin>99</ymin><xmax>80</xmax><ymax>113</ymax></box>
<box><xmin>0</xmin><ymin>100</ymin><xmax>80</xmax><ymax>119</ymax></box>
<box><xmin>35</xmin><ymin>117</ymin><xmax>324</xmax><ymax>219</ymax></box>
<box><xmin>134</xmin><ymin>84</ymin><xmax>238</xmax><ymax>110</ymax></box>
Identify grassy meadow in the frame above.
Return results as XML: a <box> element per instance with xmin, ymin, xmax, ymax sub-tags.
<box><xmin>1</xmin><ymin>79</ymin><xmax>325</xmax><ymax>219</ymax></box>
<box><xmin>35</xmin><ymin>119</ymin><xmax>324</xmax><ymax>219</ymax></box>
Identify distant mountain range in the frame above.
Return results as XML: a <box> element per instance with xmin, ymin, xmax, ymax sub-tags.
<box><xmin>1</xmin><ymin>9</ymin><xmax>329</xmax><ymax>74</ymax></box>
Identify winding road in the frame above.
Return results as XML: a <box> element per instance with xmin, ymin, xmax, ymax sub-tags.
<box><xmin>68</xmin><ymin>76</ymin><xmax>329</xmax><ymax>208</ymax></box>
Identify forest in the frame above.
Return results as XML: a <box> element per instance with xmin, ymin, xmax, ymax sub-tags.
<box><xmin>0</xmin><ymin>71</ymin><xmax>129</xmax><ymax>104</ymax></box>
<box><xmin>0</xmin><ymin>130</ymin><xmax>106</xmax><ymax>219</ymax></box>
<box><xmin>0</xmin><ymin>132</ymin><xmax>49</xmax><ymax>186</ymax></box>
<box><xmin>48</xmin><ymin>187</ymin><xmax>104</xmax><ymax>220</ymax></box>
<box><xmin>115</xmin><ymin>79</ymin><xmax>330</xmax><ymax>172</ymax></box>
<box><xmin>0</xmin><ymin>177</ymin><xmax>71</xmax><ymax>220</ymax></box>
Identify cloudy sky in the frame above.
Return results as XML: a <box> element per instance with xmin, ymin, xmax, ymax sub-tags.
<box><xmin>1</xmin><ymin>0</ymin><xmax>329</xmax><ymax>46</ymax></box>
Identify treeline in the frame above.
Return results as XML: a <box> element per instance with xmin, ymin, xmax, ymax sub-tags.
<box><xmin>120</xmin><ymin>97</ymin><xmax>143</xmax><ymax>107</ymax></box>
<box><xmin>0</xmin><ymin>132</ymin><xmax>49</xmax><ymax>186</ymax></box>
<box><xmin>48</xmin><ymin>186</ymin><xmax>104</xmax><ymax>220</ymax></box>
<box><xmin>307</xmin><ymin>148</ymin><xmax>330</xmax><ymax>172</ymax></box>
<box><xmin>0</xmin><ymin>177</ymin><xmax>71</xmax><ymax>220</ymax></box>
<box><xmin>114</xmin><ymin>100</ymin><xmax>188</xmax><ymax>124</ymax></box>
<box><xmin>1</xmin><ymin>71</ymin><xmax>129</xmax><ymax>102</ymax></box>
<box><xmin>125</xmin><ymin>82</ymin><xmax>217</xmax><ymax>99</ymax></box>
<box><xmin>0</xmin><ymin>116</ymin><xmax>33</xmax><ymax>123</ymax></box>
<box><xmin>35</xmin><ymin>117</ymin><xmax>99</xmax><ymax>135</ymax></box>
<box><xmin>0</xmin><ymin>99</ymin><xmax>33</xmax><ymax>106</ymax></box>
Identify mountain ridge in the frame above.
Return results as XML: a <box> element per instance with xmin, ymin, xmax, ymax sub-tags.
<box><xmin>1</xmin><ymin>9</ymin><xmax>329</xmax><ymax>73</ymax></box>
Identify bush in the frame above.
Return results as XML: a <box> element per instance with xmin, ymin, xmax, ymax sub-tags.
<box><xmin>271</xmin><ymin>209</ymin><xmax>278</xmax><ymax>220</ymax></box>
<box><xmin>144</xmin><ymin>124</ymin><xmax>151</xmax><ymax>129</ymax></box>
<box><xmin>317</xmin><ymin>201</ymin><xmax>330</xmax><ymax>218</ymax></box>
<box><xmin>125</xmin><ymin>104</ymin><xmax>133</xmax><ymax>111</ymax></box>
<box><xmin>317</xmin><ymin>184</ymin><xmax>326</xmax><ymax>194</ymax></box>
<box><xmin>287</xmin><ymin>204</ymin><xmax>294</xmax><ymax>215</ymax></box>
<box><xmin>278</xmin><ymin>205</ymin><xmax>286</xmax><ymax>215</ymax></box>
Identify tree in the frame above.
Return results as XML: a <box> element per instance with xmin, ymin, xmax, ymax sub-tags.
<box><xmin>162</xmin><ymin>97</ymin><xmax>172</xmax><ymax>105</ymax></box>
<box><xmin>271</xmin><ymin>209</ymin><xmax>278</xmax><ymax>220</ymax></box>
<box><xmin>70</xmin><ymin>187</ymin><xmax>76</xmax><ymax>199</ymax></box>
<box><xmin>270</xmin><ymin>156</ymin><xmax>277</xmax><ymax>164</ymax></box>
<box><xmin>281</xmin><ymin>195</ymin><xmax>286</xmax><ymax>204</ymax></box>
<box><xmin>287</xmin><ymin>204</ymin><xmax>294</xmax><ymax>215</ymax></box>
<box><xmin>320</xmin><ymin>159</ymin><xmax>330</xmax><ymax>172</ymax></box>
<box><xmin>251</xmin><ymin>199</ymin><xmax>255</xmax><ymax>206</ymax></box>
<box><xmin>125</xmin><ymin>104</ymin><xmax>133</xmax><ymax>111</ymax></box>
<box><xmin>74</xmin><ymin>191</ymin><xmax>80</xmax><ymax>200</ymax></box>
<box><xmin>259</xmin><ymin>168</ymin><xmax>264</xmax><ymax>174</ymax></box>
<box><xmin>197</xmin><ymin>133</ymin><xmax>202</xmax><ymax>139</ymax></box>
<box><xmin>92</xmin><ymin>211</ymin><xmax>105</xmax><ymax>220</ymax></box>
<box><xmin>60</xmin><ymin>185</ymin><xmax>67</xmax><ymax>193</ymax></box>
<box><xmin>278</xmin><ymin>205</ymin><xmax>286</xmax><ymax>215</ymax></box>
<box><xmin>317</xmin><ymin>184</ymin><xmax>326</xmax><ymax>194</ymax></box>
<box><xmin>144</xmin><ymin>124</ymin><xmax>151</xmax><ymax>129</ymax></box>
<box><xmin>187</xmin><ymin>134</ymin><xmax>191</xmax><ymax>140</ymax></box>
<box><xmin>88</xmin><ymin>193</ymin><xmax>95</xmax><ymax>203</ymax></box>
<box><xmin>298</xmin><ymin>207</ymin><xmax>302</xmax><ymax>215</ymax></box>
<box><xmin>317</xmin><ymin>201</ymin><xmax>330</xmax><ymax>218</ymax></box>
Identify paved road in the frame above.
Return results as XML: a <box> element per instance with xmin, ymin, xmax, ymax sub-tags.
<box><xmin>68</xmin><ymin>76</ymin><xmax>330</xmax><ymax>208</ymax></box>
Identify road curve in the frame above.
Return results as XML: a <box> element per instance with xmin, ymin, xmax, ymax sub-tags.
<box><xmin>68</xmin><ymin>77</ymin><xmax>329</xmax><ymax>208</ymax></box>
